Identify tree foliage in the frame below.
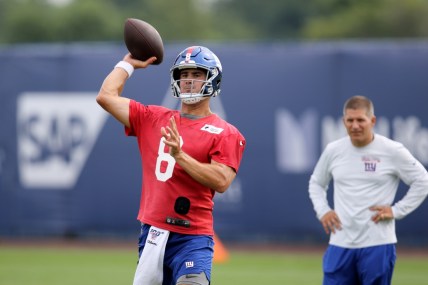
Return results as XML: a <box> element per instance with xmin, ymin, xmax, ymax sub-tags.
<box><xmin>1</xmin><ymin>0</ymin><xmax>428</xmax><ymax>44</ymax></box>
<box><xmin>303</xmin><ymin>0</ymin><xmax>428</xmax><ymax>39</ymax></box>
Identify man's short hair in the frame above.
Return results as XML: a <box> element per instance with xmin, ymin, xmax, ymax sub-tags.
<box><xmin>343</xmin><ymin>95</ymin><xmax>375</xmax><ymax>117</ymax></box>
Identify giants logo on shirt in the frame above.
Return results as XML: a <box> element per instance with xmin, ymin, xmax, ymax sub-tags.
<box><xmin>362</xmin><ymin>156</ymin><xmax>380</xmax><ymax>172</ymax></box>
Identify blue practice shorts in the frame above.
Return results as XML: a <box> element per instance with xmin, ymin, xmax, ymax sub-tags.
<box><xmin>323</xmin><ymin>244</ymin><xmax>396</xmax><ymax>285</ymax></box>
<box><xmin>138</xmin><ymin>224</ymin><xmax>214</xmax><ymax>285</ymax></box>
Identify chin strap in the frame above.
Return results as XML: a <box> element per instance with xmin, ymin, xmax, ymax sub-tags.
<box><xmin>181</xmin><ymin>96</ymin><xmax>208</xmax><ymax>105</ymax></box>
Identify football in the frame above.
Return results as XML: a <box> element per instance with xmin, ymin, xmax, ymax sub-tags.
<box><xmin>124</xmin><ymin>18</ymin><xmax>164</xmax><ymax>65</ymax></box>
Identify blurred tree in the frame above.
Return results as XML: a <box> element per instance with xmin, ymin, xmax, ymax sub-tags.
<box><xmin>53</xmin><ymin>0</ymin><xmax>122</xmax><ymax>42</ymax></box>
<box><xmin>1</xmin><ymin>0</ymin><xmax>56</xmax><ymax>43</ymax></box>
<box><xmin>303</xmin><ymin>0</ymin><xmax>428</xmax><ymax>39</ymax></box>
<box><xmin>120</xmin><ymin>0</ymin><xmax>216</xmax><ymax>42</ymax></box>
<box><xmin>0</xmin><ymin>0</ymin><xmax>122</xmax><ymax>43</ymax></box>
<box><xmin>1</xmin><ymin>0</ymin><xmax>428</xmax><ymax>44</ymax></box>
<box><xmin>215</xmin><ymin>0</ymin><xmax>428</xmax><ymax>40</ymax></box>
<box><xmin>214</xmin><ymin>0</ymin><xmax>313</xmax><ymax>40</ymax></box>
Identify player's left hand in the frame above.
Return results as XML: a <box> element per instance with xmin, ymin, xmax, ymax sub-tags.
<box><xmin>370</xmin><ymin>205</ymin><xmax>394</xmax><ymax>223</ymax></box>
<box><xmin>161</xmin><ymin>116</ymin><xmax>182</xmax><ymax>157</ymax></box>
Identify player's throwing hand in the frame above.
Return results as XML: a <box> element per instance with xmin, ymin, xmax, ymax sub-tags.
<box><xmin>161</xmin><ymin>116</ymin><xmax>182</xmax><ymax>157</ymax></box>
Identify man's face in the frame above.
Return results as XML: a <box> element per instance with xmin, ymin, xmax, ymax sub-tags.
<box><xmin>179</xmin><ymin>69</ymin><xmax>207</xmax><ymax>94</ymax></box>
<box><xmin>343</xmin><ymin>108</ymin><xmax>376</xmax><ymax>147</ymax></box>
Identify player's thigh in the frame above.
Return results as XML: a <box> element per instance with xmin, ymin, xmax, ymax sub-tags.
<box><xmin>358</xmin><ymin>244</ymin><xmax>396</xmax><ymax>285</ymax></box>
<box><xmin>166</xmin><ymin>234</ymin><xmax>213</xmax><ymax>285</ymax></box>
<box><xmin>323</xmin><ymin>245</ymin><xmax>358</xmax><ymax>285</ymax></box>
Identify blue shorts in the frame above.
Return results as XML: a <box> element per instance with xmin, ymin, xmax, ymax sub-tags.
<box><xmin>323</xmin><ymin>244</ymin><xmax>396</xmax><ymax>285</ymax></box>
<box><xmin>138</xmin><ymin>224</ymin><xmax>214</xmax><ymax>285</ymax></box>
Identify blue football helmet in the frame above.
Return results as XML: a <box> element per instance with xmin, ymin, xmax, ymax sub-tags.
<box><xmin>170</xmin><ymin>46</ymin><xmax>222</xmax><ymax>104</ymax></box>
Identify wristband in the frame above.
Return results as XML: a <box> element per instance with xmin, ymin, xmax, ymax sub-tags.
<box><xmin>114</xmin><ymin>61</ymin><xmax>134</xmax><ymax>78</ymax></box>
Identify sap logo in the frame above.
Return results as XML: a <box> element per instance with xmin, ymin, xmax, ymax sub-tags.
<box><xmin>17</xmin><ymin>92</ymin><xmax>108</xmax><ymax>189</ymax></box>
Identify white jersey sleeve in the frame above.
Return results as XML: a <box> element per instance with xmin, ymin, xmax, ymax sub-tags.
<box><xmin>391</xmin><ymin>144</ymin><xmax>428</xmax><ymax>219</ymax></box>
<box><xmin>308</xmin><ymin>142</ymin><xmax>335</xmax><ymax>220</ymax></box>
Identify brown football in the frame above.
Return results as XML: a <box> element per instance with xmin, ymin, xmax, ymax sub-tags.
<box><xmin>124</xmin><ymin>18</ymin><xmax>164</xmax><ymax>65</ymax></box>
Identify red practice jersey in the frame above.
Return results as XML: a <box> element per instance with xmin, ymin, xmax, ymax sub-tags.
<box><xmin>126</xmin><ymin>100</ymin><xmax>246</xmax><ymax>235</ymax></box>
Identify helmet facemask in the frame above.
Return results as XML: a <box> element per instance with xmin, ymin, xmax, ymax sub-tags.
<box><xmin>170</xmin><ymin>46</ymin><xmax>222</xmax><ymax>105</ymax></box>
<box><xmin>172</xmin><ymin>67</ymin><xmax>220</xmax><ymax>104</ymax></box>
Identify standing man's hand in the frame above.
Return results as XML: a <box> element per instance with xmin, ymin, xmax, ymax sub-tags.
<box><xmin>370</xmin><ymin>205</ymin><xmax>393</xmax><ymax>223</ymax></box>
<box><xmin>161</xmin><ymin>116</ymin><xmax>182</xmax><ymax>157</ymax></box>
<box><xmin>320</xmin><ymin>210</ymin><xmax>342</xmax><ymax>235</ymax></box>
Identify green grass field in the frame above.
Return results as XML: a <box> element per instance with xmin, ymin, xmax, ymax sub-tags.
<box><xmin>0</xmin><ymin>244</ymin><xmax>427</xmax><ymax>285</ymax></box>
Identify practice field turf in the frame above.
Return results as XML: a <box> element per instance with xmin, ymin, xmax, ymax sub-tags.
<box><xmin>0</xmin><ymin>243</ymin><xmax>427</xmax><ymax>285</ymax></box>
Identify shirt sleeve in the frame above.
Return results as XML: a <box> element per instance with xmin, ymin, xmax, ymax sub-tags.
<box><xmin>308</xmin><ymin>145</ymin><xmax>333</xmax><ymax>220</ymax></box>
<box><xmin>125</xmin><ymin>100</ymin><xmax>141</xmax><ymax>137</ymax></box>
<box><xmin>391</xmin><ymin>144</ymin><xmax>428</xmax><ymax>219</ymax></box>
<box><xmin>210</xmin><ymin>132</ymin><xmax>246</xmax><ymax>173</ymax></box>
